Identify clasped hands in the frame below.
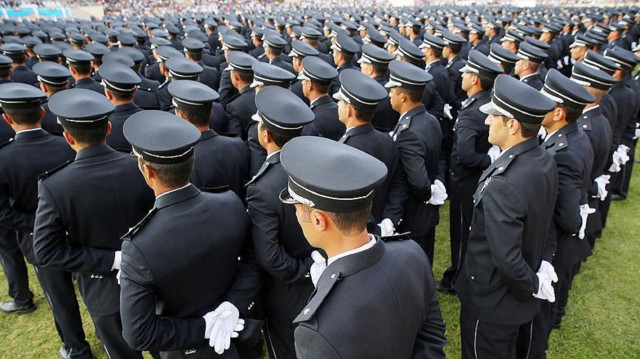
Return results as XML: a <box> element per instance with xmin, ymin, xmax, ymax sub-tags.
<box><xmin>203</xmin><ymin>301</ymin><xmax>245</xmax><ymax>354</ymax></box>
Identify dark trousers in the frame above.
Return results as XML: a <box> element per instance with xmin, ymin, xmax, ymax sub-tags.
<box><xmin>34</xmin><ymin>265</ymin><xmax>92</xmax><ymax>359</ymax></box>
<box><xmin>551</xmin><ymin>264</ymin><xmax>579</xmax><ymax>326</ymax></box>
<box><xmin>442</xmin><ymin>196</ymin><xmax>473</xmax><ymax>288</ymax></box>
<box><xmin>460</xmin><ymin>309</ymin><xmax>525</xmax><ymax>359</ymax></box>
<box><xmin>92</xmin><ymin>312</ymin><xmax>144</xmax><ymax>359</ymax></box>
<box><xmin>413</xmin><ymin>229</ymin><xmax>436</xmax><ymax>267</ymax></box>
<box><xmin>0</xmin><ymin>227</ymin><xmax>33</xmax><ymax>306</ymax></box>
<box><xmin>619</xmin><ymin>139</ymin><xmax>637</xmax><ymax>198</ymax></box>
<box><xmin>522</xmin><ymin>301</ymin><xmax>553</xmax><ymax>359</ymax></box>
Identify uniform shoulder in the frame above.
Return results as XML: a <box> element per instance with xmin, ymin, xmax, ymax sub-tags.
<box><xmin>0</xmin><ymin>138</ymin><xmax>14</xmax><ymax>150</ymax></box>
<box><xmin>38</xmin><ymin>159</ymin><xmax>74</xmax><ymax>181</ymax></box>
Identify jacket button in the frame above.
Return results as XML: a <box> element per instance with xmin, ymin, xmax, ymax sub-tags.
<box><xmin>331</xmin><ymin>273</ymin><xmax>337</xmax><ymax>279</ymax></box>
<box><xmin>471</xmin><ymin>276</ymin><xmax>475</xmax><ymax>280</ymax></box>
<box><xmin>304</xmin><ymin>308</ymin><xmax>310</xmax><ymax>315</ymax></box>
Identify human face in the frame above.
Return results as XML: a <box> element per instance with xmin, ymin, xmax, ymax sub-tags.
<box><xmin>485</xmin><ymin>114</ymin><xmax>510</xmax><ymax>148</ymax></box>
<box><xmin>514</xmin><ymin>59</ymin><xmax>525</xmax><ymax>77</ymax></box>
<box><xmin>388</xmin><ymin>87</ymin><xmax>402</xmax><ymax>112</ymax></box>
<box><xmin>460</xmin><ymin>71</ymin><xmax>475</xmax><ymax>92</ymax></box>
<box><xmin>337</xmin><ymin>99</ymin><xmax>348</xmax><ymax>124</ymax></box>
<box><xmin>570</xmin><ymin>45</ymin><xmax>587</xmax><ymax>62</ymax></box>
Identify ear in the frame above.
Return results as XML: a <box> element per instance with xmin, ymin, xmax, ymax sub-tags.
<box><xmin>2</xmin><ymin>113</ymin><xmax>14</xmax><ymax>126</ymax></box>
<box><xmin>311</xmin><ymin>209</ymin><xmax>329</xmax><ymax>232</ymax></box>
<box><xmin>69</xmin><ymin>66</ymin><xmax>77</xmax><ymax>76</ymax></box>
<box><xmin>106</xmin><ymin>121</ymin><xmax>112</xmax><ymax>136</ymax></box>
<box><xmin>508</xmin><ymin>118</ymin><xmax>521</xmax><ymax>135</ymax></box>
<box><xmin>40</xmin><ymin>81</ymin><xmax>47</xmax><ymax>93</ymax></box>
<box><xmin>63</xmin><ymin>131</ymin><xmax>75</xmax><ymax>146</ymax></box>
<box><xmin>346</xmin><ymin>103</ymin><xmax>355</xmax><ymax>118</ymax></box>
<box><xmin>39</xmin><ymin>107</ymin><xmax>45</xmax><ymax>121</ymax></box>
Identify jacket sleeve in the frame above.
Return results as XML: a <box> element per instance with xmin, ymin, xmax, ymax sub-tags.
<box><xmin>382</xmin><ymin>160</ymin><xmax>409</xmax><ymax>225</ymax></box>
<box><xmin>293</xmin><ymin>324</ymin><xmax>342</xmax><ymax>359</ymax></box>
<box><xmin>411</xmin><ymin>291</ymin><xmax>447</xmax><ymax>359</ymax></box>
<box><xmin>455</xmin><ymin>115</ymin><xmax>491</xmax><ymax>169</ymax></box>
<box><xmin>226</xmin><ymin>104</ymin><xmax>244</xmax><ymax>138</ymax></box>
<box><xmin>553</xmin><ymin>151</ymin><xmax>583</xmax><ymax>235</ymax></box>
<box><xmin>0</xmin><ymin>178</ymin><xmax>34</xmax><ymax>232</ymax></box>
<box><xmin>33</xmin><ymin>181</ymin><xmax>115</xmax><ymax>272</ymax></box>
<box><xmin>425</xmin><ymin>82</ymin><xmax>444</xmax><ymax>120</ymax></box>
<box><xmin>482</xmin><ymin>177</ymin><xmax>538</xmax><ymax>298</ymax></box>
<box><xmin>120</xmin><ymin>240</ymin><xmax>206</xmax><ymax>351</ymax></box>
<box><xmin>396</xmin><ymin>130</ymin><xmax>432</xmax><ymax>201</ymax></box>
<box><xmin>247</xmin><ymin>184</ymin><xmax>312</xmax><ymax>284</ymax></box>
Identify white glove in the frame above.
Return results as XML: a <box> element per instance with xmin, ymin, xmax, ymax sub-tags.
<box><xmin>378</xmin><ymin>218</ymin><xmax>395</xmax><ymax>237</ymax></box>
<box><xmin>309</xmin><ymin>250</ymin><xmax>327</xmax><ymax>287</ymax></box>
<box><xmin>443</xmin><ymin>104</ymin><xmax>453</xmax><ymax>120</ymax></box>
<box><xmin>633</xmin><ymin>123</ymin><xmax>640</xmax><ymax>140</ymax></box>
<box><xmin>116</xmin><ymin>270</ymin><xmax>121</xmax><ymax>285</ymax></box>
<box><xmin>487</xmin><ymin>145</ymin><xmax>501</xmax><ymax>163</ymax></box>
<box><xmin>538</xmin><ymin>260</ymin><xmax>558</xmax><ymax>283</ymax></box>
<box><xmin>609</xmin><ymin>151</ymin><xmax>622</xmax><ymax>173</ymax></box>
<box><xmin>578</xmin><ymin>204</ymin><xmax>596</xmax><ymax>239</ymax></box>
<box><xmin>594</xmin><ymin>174</ymin><xmax>610</xmax><ymax>201</ymax></box>
<box><xmin>537</xmin><ymin>126</ymin><xmax>547</xmax><ymax>141</ymax></box>
<box><xmin>207</xmin><ymin>302</ymin><xmax>243</xmax><ymax>354</ymax></box>
<box><xmin>203</xmin><ymin>310</ymin><xmax>244</xmax><ymax>340</ymax></box>
<box><xmin>617</xmin><ymin>144</ymin><xmax>630</xmax><ymax>165</ymax></box>
<box><xmin>533</xmin><ymin>272</ymin><xmax>556</xmax><ymax>303</ymax></box>
<box><xmin>112</xmin><ymin>251</ymin><xmax>122</xmax><ymax>271</ymax></box>
<box><xmin>427</xmin><ymin>179</ymin><xmax>448</xmax><ymax>205</ymax></box>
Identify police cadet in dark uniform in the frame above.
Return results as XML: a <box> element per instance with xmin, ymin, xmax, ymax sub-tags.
<box><xmin>358</xmin><ymin>44</ymin><xmax>397</xmax><ymax>132</ymax></box>
<box><xmin>169</xmin><ymin>80</ymin><xmax>249</xmax><ymax>199</ymax></box>
<box><xmin>145</xmin><ymin>38</ymin><xmax>173</xmax><ymax>83</ymax></box>
<box><xmin>32</xmin><ymin>62</ymin><xmax>69</xmax><ymax>136</ymax></box>
<box><xmin>218</xmin><ymin>33</ymin><xmax>250</xmax><ymax>106</ymax></box>
<box><xmin>157</xmin><ymin>50</ymin><xmax>201</xmax><ymax>111</ymax></box>
<box><xmin>118</xmin><ymin>46</ymin><xmax>162</xmax><ymax>110</ymax></box>
<box><xmin>298</xmin><ymin>56</ymin><xmax>342</xmax><ymax>140</ymax></box>
<box><xmin>570</xmin><ymin>63</ymin><xmax>616</xmax><ymax>251</ymax></box>
<box><xmin>333</xmin><ymin>69</ymin><xmax>403</xmax><ymax>233</ymax></box>
<box><xmin>0</xmin><ymin>84</ymin><xmax>92</xmax><ymax>359</ymax></box>
<box><xmin>98</xmin><ymin>63</ymin><xmax>143</xmax><ymax>152</ymax></box>
<box><xmin>288</xmin><ymin>41</ymin><xmax>319</xmax><ymax>105</ymax></box>
<box><xmin>329</xmin><ymin>31</ymin><xmax>360</xmax><ymax>94</ymax></box>
<box><xmin>488</xmin><ymin>43</ymin><xmax>519</xmax><ymax>75</ymax></box>
<box><xmin>469</xmin><ymin>24</ymin><xmax>490</xmax><ymax>56</ymax></box>
<box><xmin>64</xmin><ymin>49</ymin><xmax>105</xmax><ymax>94</ymax></box>
<box><xmin>421</xmin><ymin>34</ymin><xmax>451</xmax><ymax>109</ymax></box>
<box><xmin>245</xmin><ymin>86</ymin><xmax>315</xmax><ymax>359</ymax></box>
<box><xmin>277</xmin><ymin>136</ymin><xmax>446</xmax><ymax>359</ymax></box>
<box><xmin>33</xmin><ymin>89</ymin><xmax>154</xmax><ymax>359</ymax></box>
<box><xmin>385</xmin><ymin>60</ymin><xmax>445</xmax><ymax>265</ymax></box>
<box><xmin>514</xmin><ymin>42</ymin><xmax>547</xmax><ymax>91</ymax></box>
<box><xmin>528</xmin><ymin>68</ymin><xmax>595</xmax><ymax>358</ymax></box>
<box><xmin>120</xmin><ymin>111</ymin><xmax>258</xmax><ymax>359</ymax></box>
<box><xmin>455</xmin><ymin>75</ymin><xmax>558</xmax><ymax>359</ymax></box>
<box><xmin>263</xmin><ymin>33</ymin><xmax>295</xmax><ymax>74</ymax></box>
<box><xmin>439</xmin><ymin>50</ymin><xmax>503</xmax><ymax>294</ymax></box>
<box><xmin>1</xmin><ymin>43</ymin><xmax>38</xmax><ymax>86</ymax></box>
<box><xmin>226</xmin><ymin>51</ymin><xmax>259</xmax><ymax>141</ymax></box>
<box><xmin>182</xmin><ymin>38</ymin><xmax>221</xmax><ymax>91</ymax></box>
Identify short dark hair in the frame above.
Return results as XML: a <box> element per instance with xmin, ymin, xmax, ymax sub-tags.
<box><xmin>177</xmin><ymin>102</ymin><xmax>212</xmax><ymax>127</ymax></box>
<box><xmin>502</xmin><ymin>116</ymin><xmax>540</xmax><ymax>138</ymax></box>
<box><xmin>397</xmin><ymin>87</ymin><xmax>424</xmax><ymax>103</ymax></box>
<box><xmin>268</xmin><ymin>46</ymin><xmax>283</xmax><ymax>57</ymax></box>
<box><xmin>187</xmin><ymin>50</ymin><xmax>203</xmax><ymax>61</ymax></box>
<box><xmin>341</xmin><ymin>52</ymin><xmax>354</xmax><ymax>64</ymax></box>
<box><xmin>431</xmin><ymin>47</ymin><xmax>443</xmax><ymax>58</ymax></box>
<box><xmin>352</xmin><ymin>104</ymin><xmax>377</xmax><ymax>122</ymax></box>
<box><xmin>45</xmin><ymin>81</ymin><xmax>68</xmax><ymax>93</ymax></box>
<box><xmin>63</xmin><ymin>121</ymin><xmax>109</xmax><ymax>145</ymax></box>
<box><xmin>326</xmin><ymin>197</ymin><xmax>373</xmax><ymax>236</ymax></box>
<box><xmin>447</xmin><ymin>44</ymin><xmax>462</xmax><ymax>54</ymax></box>
<box><xmin>0</xmin><ymin>67</ymin><xmax>11</xmax><ymax>78</ymax></box>
<box><xmin>4</xmin><ymin>106</ymin><xmax>42</xmax><ymax>125</ymax></box>
<box><xmin>528</xmin><ymin>62</ymin><xmax>540</xmax><ymax>73</ymax></box>
<box><xmin>259</xmin><ymin>121</ymin><xmax>300</xmax><ymax>148</ymax></box>
<box><xmin>234</xmin><ymin>70</ymin><xmax>253</xmax><ymax>84</ymax></box>
<box><xmin>371</xmin><ymin>62</ymin><xmax>388</xmax><ymax>76</ymax></box>
<box><xmin>93</xmin><ymin>56</ymin><xmax>103</xmax><ymax>66</ymax></box>
<box><xmin>478</xmin><ymin>75</ymin><xmax>496</xmax><ymax>92</ymax></box>
<box><xmin>70</xmin><ymin>63</ymin><xmax>92</xmax><ymax>75</ymax></box>
<box><xmin>8</xmin><ymin>54</ymin><xmax>26</xmax><ymax>64</ymax></box>
<box><xmin>106</xmin><ymin>88</ymin><xmax>135</xmax><ymax>101</ymax></box>
<box><xmin>311</xmin><ymin>81</ymin><xmax>330</xmax><ymax>94</ymax></box>
<box><xmin>557</xmin><ymin>104</ymin><xmax>583</xmax><ymax>124</ymax></box>
<box><xmin>142</xmin><ymin>155</ymin><xmax>194</xmax><ymax>187</ymax></box>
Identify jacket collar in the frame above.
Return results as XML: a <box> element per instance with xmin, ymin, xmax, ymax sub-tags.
<box><xmin>344</xmin><ymin>122</ymin><xmax>374</xmax><ymax>138</ymax></box>
<box><xmin>14</xmin><ymin>128</ymin><xmax>48</xmax><ymax>141</ymax></box>
<box><xmin>310</xmin><ymin>95</ymin><xmax>333</xmax><ymax>109</ymax></box>
<box><xmin>245</xmin><ymin>151</ymin><xmax>280</xmax><ymax>187</ymax></box>
<box><xmin>293</xmin><ymin>238</ymin><xmax>385</xmax><ymax>324</ymax></box>
<box><xmin>75</xmin><ymin>144</ymin><xmax>116</xmax><ymax>161</ymax></box>
<box><xmin>114</xmin><ymin>102</ymin><xmax>140</xmax><ymax>112</ymax></box>
<box><xmin>199</xmin><ymin>129</ymin><xmax>218</xmax><ymax>141</ymax></box>
<box><xmin>479</xmin><ymin>138</ymin><xmax>539</xmax><ymax>183</ymax></box>
<box><xmin>543</xmin><ymin>121</ymin><xmax>577</xmax><ymax>151</ymax></box>
<box><xmin>154</xmin><ymin>183</ymin><xmax>201</xmax><ymax>209</ymax></box>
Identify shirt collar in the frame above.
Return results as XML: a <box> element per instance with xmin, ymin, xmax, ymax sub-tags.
<box><xmin>155</xmin><ymin>183</ymin><xmax>191</xmax><ymax>200</ymax></box>
<box><xmin>15</xmin><ymin>128</ymin><xmax>44</xmax><ymax>136</ymax></box>
<box><xmin>327</xmin><ymin>234</ymin><xmax>377</xmax><ymax>266</ymax></box>
<box><xmin>520</xmin><ymin>72</ymin><xmax>539</xmax><ymax>81</ymax></box>
<box><xmin>582</xmin><ymin>105</ymin><xmax>599</xmax><ymax>114</ymax></box>
<box><xmin>266</xmin><ymin>149</ymin><xmax>281</xmax><ymax>161</ymax></box>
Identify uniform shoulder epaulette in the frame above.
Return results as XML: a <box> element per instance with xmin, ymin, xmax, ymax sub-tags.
<box><xmin>0</xmin><ymin>138</ymin><xmax>14</xmax><ymax>150</ymax></box>
<box><xmin>380</xmin><ymin>232</ymin><xmax>412</xmax><ymax>242</ymax></box>
<box><xmin>122</xmin><ymin>207</ymin><xmax>159</xmax><ymax>241</ymax></box>
<box><xmin>200</xmin><ymin>185</ymin><xmax>230</xmax><ymax>193</ymax></box>
<box><xmin>136</xmin><ymin>85</ymin><xmax>154</xmax><ymax>92</ymax></box>
<box><xmin>38</xmin><ymin>159</ymin><xmax>74</xmax><ymax>181</ymax></box>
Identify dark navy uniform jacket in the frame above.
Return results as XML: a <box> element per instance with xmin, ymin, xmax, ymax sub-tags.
<box><xmin>134</xmin><ymin>75</ymin><xmax>161</xmax><ymax>110</ymax></box>
<box><xmin>449</xmin><ymin>91</ymin><xmax>492</xmax><ymax>201</ymax></box>
<box><xmin>145</xmin><ymin>62</ymin><xmax>165</xmax><ymax>83</ymax></box>
<box><xmin>610</xmin><ymin>79</ymin><xmax>640</xmax><ymax>149</ymax></box>
<box><xmin>388</xmin><ymin>105</ymin><xmax>442</xmax><ymax>236</ymax></box>
<box><xmin>33</xmin><ymin>145</ymin><xmax>154</xmax><ymax>317</ymax></box>
<box><xmin>446</xmin><ymin>56</ymin><xmax>467</xmax><ymax>110</ymax></box>
<box><xmin>107</xmin><ymin>103</ymin><xmax>143</xmax><ymax>152</ymax></box>
<box><xmin>456</xmin><ymin>138</ymin><xmax>558</xmax><ymax>325</ymax></box>
<box><xmin>191</xmin><ymin>129</ymin><xmax>249</xmax><ymax>200</ymax></box>
<box><xmin>471</xmin><ymin>42</ymin><xmax>490</xmax><ymax>56</ymax></box>
<box><xmin>426</xmin><ymin>60</ymin><xmax>451</xmax><ymax>105</ymax></box>
<box><xmin>289</xmin><ymin>80</ymin><xmax>309</xmax><ymax>106</ymax></box>
<box><xmin>578</xmin><ymin>106</ymin><xmax>613</xmax><ymax>197</ymax></box>
<box><xmin>340</xmin><ymin>123</ymin><xmax>405</xmax><ymax>227</ymax></box>
<box><xmin>11</xmin><ymin>65</ymin><xmax>38</xmax><ymax>86</ymax></box>
<box><xmin>73</xmin><ymin>77</ymin><xmax>105</xmax><ymax>94</ymax></box>
<box><xmin>543</xmin><ymin>122</ymin><xmax>594</xmax><ymax>268</ymax></box>
<box><xmin>0</xmin><ymin>129</ymin><xmax>75</xmax><ymax>262</ymax></box>
<box><xmin>197</xmin><ymin>63</ymin><xmax>221</xmax><ymax>91</ymax></box>
<box><xmin>520</xmin><ymin>73</ymin><xmax>544</xmax><ymax>91</ymax></box>
<box><xmin>120</xmin><ymin>184</ymin><xmax>258</xmax><ymax>358</ymax></box>
<box><xmin>41</xmin><ymin>100</ymin><xmax>64</xmax><ymax>136</ymax></box>
<box><xmin>157</xmin><ymin>79</ymin><xmax>173</xmax><ymax>111</ymax></box>
<box><xmin>269</xmin><ymin>57</ymin><xmax>295</xmax><ymax>74</ymax></box>
<box><xmin>0</xmin><ymin>117</ymin><xmax>14</xmax><ymax>143</ymax></box>
<box><xmin>301</xmin><ymin>96</ymin><xmax>344</xmax><ymax>141</ymax></box>
<box><xmin>293</xmin><ymin>238</ymin><xmax>446</xmax><ymax>359</ymax></box>
<box><xmin>371</xmin><ymin>75</ymin><xmax>399</xmax><ymax>132</ymax></box>
<box><xmin>226</xmin><ymin>86</ymin><xmax>256</xmax><ymax>140</ymax></box>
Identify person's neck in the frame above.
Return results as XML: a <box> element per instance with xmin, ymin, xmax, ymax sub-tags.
<box><xmin>13</xmin><ymin>123</ymin><xmax>41</xmax><ymax>133</ymax></box>
<box><xmin>197</xmin><ymin>125</ymin><xmax>210</xmax><ymax>132</ymax></box>
<box><xmin>398</xmin><ymin>102</ymin><xmax>422</xmax><ymax>115</ymax></box>
<box><xmin>500</xmin><ymin>136</ymin><xmax>528</xmax><ymax>151</ymax></box>
<box><xmin>73</xmin><ymin>73</ymin><xmax>91</xmax><ymax>81</ymax></box>
<box><xmin>265</xmin><ymin>143</ymin><xmax>281</xmax><ymax>156</ymax></box>
<box><xmin>306</xmin><ymin>91</ymin><xmax>328</xmax><ymax>102</ymax></box>
<box><xmin>235</xmin><ymin>82</ymin><xmax>250</xmax><ymax>92</ymax></box>
<box><xmin>266</xmin><ymin>52</ymin><xmax>277</xmax><ymax>61</ymax></box>
<box><xmin>544</xmin><ymin>120</ymin><xmax>568</xmax><ymax>135</ymax></box>
<box><xmin>153</xmin><ymin>182</ymin><xmax>189</xmax><ymax>198</ymax></box>
<box><xmin>342</xmin><ymin>116</ymin><xmax>366</xmax><ymax>129</ymax></box>
<box><xmin>336</xmin><ymin>58</ymin><xmax>347</xmax><ymax>67</ymax></box>
<box><xmin>10</xmin><ymin>63</ymin><xmax>25</xmax><ymax>68</ymax></box>
<box><xmin>466</xmin><ymin>86</ymin><xmax>482</xmax><ymax>98</ymax></box>
<box><xmin>520</xmin><ymin>69</ymin><xmax>536</xmax><ymax>78</ymax></box>
<box><xmin>323</xmin><ymin>229</ymin><xmax>370</xmax><ymax>259</ymax></box>
<box><xmin>73</xmin><ymin>141</ymin><xmax>106</xmax><ymax>153</ymax></box>
<box><xmin>584</xmin><ymin>101</ymin><xmax>600</xmax><ymax>110</ymax></box>
<box><xmin>112</xmin><ymin>99</ymin><xmax>134</xmax><ymax>107</ymax></box>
